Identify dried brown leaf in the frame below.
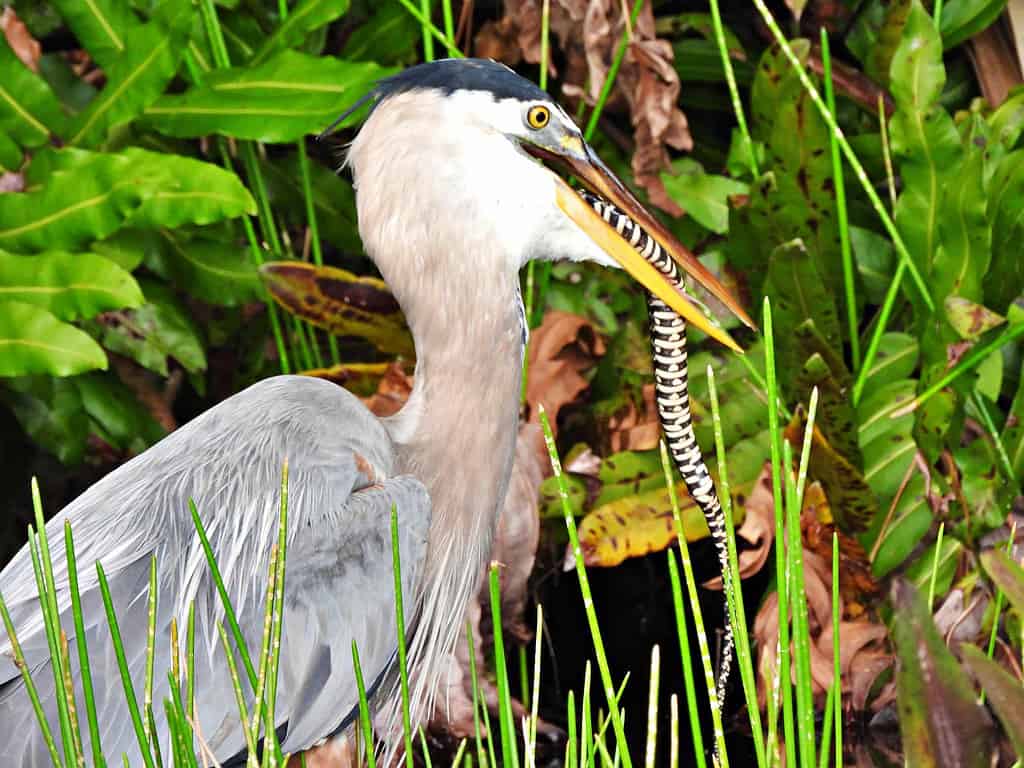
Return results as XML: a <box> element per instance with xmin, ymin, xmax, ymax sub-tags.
<box><xmin>525</xmin><ymin>310</ymin><xmax>606</xmax><ymax>436</ymax></box>
<box><xmin>753</xmin><ymin>501</ymin><xmax>892</xmax><ymax>712</ymax></box>
<box><xmin>361</xmin><ymin>362</ymin><xmax>413</xmax><ymax>418</ymax></box>
<box><xmin>705</xmin><ymin>465</ymin><xmax>776</xmax><ymax>589</ymax></box>
<box><xmin>1</xmin><ymin>7</ymin><xmax>41</xmax><ymax>72</ymax></box>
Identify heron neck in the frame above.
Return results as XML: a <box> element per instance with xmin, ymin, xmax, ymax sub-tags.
<box><xmin>386</xmin><ymin>274</ymin><xmax>525</xmax><ymax>583</ymax></box>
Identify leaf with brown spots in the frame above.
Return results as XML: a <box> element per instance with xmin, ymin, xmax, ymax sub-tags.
<box><xmin>260</xmin><ymin>261</ymin><xmax>414</xmax><ymax>357</ymax></box>
<box><xmin>944</xmin><ymin>296</ymin><xmax>1005</xmax><ymax>341</ymax></box>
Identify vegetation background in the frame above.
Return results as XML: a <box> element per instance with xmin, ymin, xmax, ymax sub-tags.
<box><xmin>1</xmin><ymin>0</ymin><xmax>1024</xmax><ymax>765</ymax></box>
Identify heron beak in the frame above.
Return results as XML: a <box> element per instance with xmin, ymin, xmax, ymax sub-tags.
<box><xmin>524</xmin><ymin>140</ymin><xmax>755</xmax><ymax>352</ymax></box>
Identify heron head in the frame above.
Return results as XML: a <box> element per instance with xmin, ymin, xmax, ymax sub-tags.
<box><xmin>329</xmin><ymin>58</ymin><xmax>753</xmax><ymax>349</ymax></box>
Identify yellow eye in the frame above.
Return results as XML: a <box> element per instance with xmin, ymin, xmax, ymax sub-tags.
<box><xmin>526</xmin><ymin>105</ymin><xmax>550</xmax><ymax>130</ymax></box>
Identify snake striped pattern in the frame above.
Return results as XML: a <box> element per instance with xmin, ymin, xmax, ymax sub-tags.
<box><xmin>580</xmin><ymin>189</ymin><xmax>734</xmax><ymax>711</ymax></box>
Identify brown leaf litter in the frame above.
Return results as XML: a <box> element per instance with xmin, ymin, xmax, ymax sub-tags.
<box><xmin>524</xmin><ymin>310</ymin><xmax>606</xmax><ymax>436</ymax></box>
<box><xmin>491</xmin><ymin>1</ymin><xmax>693</xmax><ymax>214</ymax></box>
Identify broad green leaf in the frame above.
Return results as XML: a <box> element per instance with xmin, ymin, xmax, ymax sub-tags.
<box><xmin>66</xmin><ymin>7</ymin><xmax>192</xmax><ymax>147</ymax></box>
<box><xmin>889</xmin><ymin>1</ymin><xmax>963</xmax><ymax>316</ymax></box>
<box><xmin>906</xmin><ymin>535</ymin><xmax>961</xmax><ymax>598</ymax></box>
<box><xmin>147</xmin><ymin>230</ymin><xmax>263</xmax><ymax>307</ymax></box>
<box><xmin>261</xmin><ymin>261</ymin><xmax>413</xmax><ymax>356</ymax></box>
<box><xmin>865</xmin><ymin>0</ymin><xmax>913</xmax><ymax>86</ymax></box>
<box><xmin>0</xmin><ymin>132</ymin><xmax>22</xmax><ymax>172</ymax></box>
<box><xmin>0</xmin><ymin>301</ymin><xmax>106</xmax><ymax>376</ymax></box>
<box><xmin>142</xmin><ymin>51</ymin><xmax>392</xmax><ymax>143</ymax></box>
<box><xmin>4</xmin><ymin>147</ymin><xmax>255</xmax><ymax>253</ymax></box>
<box><xmin>251</xmin><ymin>0</ymin><xmax>350</xmax><ymax>64</ymax></box>
<box><xmin>672</xmin><ymin>38</ymin><xmax>755</xmax><ymax>85</ymax></box>
<box><xmin>944</xmin><ymin>297</ymin><xmax>1005</xmax><ymax>340</ymax></box>
<box><xmin>539</xmin><ymin>472</ymin><xmax>586</xmax><ymax>518</ymax></box>
<box><xmin>786</xmin><ymin>411</ymin><xmax>876</xmax><ymax>532</ymax></box>
<box><xmin>988</xmin><ymin>88</ymin><xmax>1024</xmax><ymax>150</ymax></box>
<box><xmin>0</xmin><ymin>250</ymin><xmax>143</xmax><ymax>320</ymax></box>
<box><xmin>85</xmin><ymin>279</ymin><xmax>206</xmax><ymax>376</ymax></box>
<box><xmin>657</xmin><ymin>13</ymin><xmax>747</xmax><ymax>60</ymax></box>
<box><xmin>858</xmin><ymin>379</ymin><xmax>917</xmax><ymax>445</ymax></box>
<box><xmin>263</xmin><ymin>151</ymin><xmax>361</xmax><ymax>253</ymax></box>
<box><xmin>75</xmin><ymin>373</ymin><xmax>166</xmax><ymax>454</ymax></box>
<box><xmin>660</xmin><ymin>159</ymin><xmax>747</xmax><ymax>234</ymax></box>
<box><xmin>939</xmin><ymin>0</ymin><xmax>1008</xmax><ymax>50</ymax></box>
<box><xmin>981</xmin><ymin>549</ymin><xmax>1024</xmax><ymax>616</ymax></box>
<box><xmin>117</xmin><ymin>149</ymin><xmax>256</xmax><ymax>228</ymax></box>
<box><xmin>50</xmin><ymin>0</ymin><xmax>145</xmax><ymax>69</ymax></box>
<box><xmin>850</xmin><ymin>226</ymin><xmax>895</xmax><ymax>304</ymax></box>
<box><xmin>761</xmin><ymin>239</ymin><xmax>842</xmax><ymax>401</ymax></box>
<box><xmin>960</xmin><ymin>645</ymin><xmax>1024</xmax><ymax>758</ymax></box>
<box><xmin>91</xmin><ymin>229</ymin><xmax>156</xmax><ymax>272</ymax></box>
<box><xmin>858</xmin><ymin>333</ymin><xmax>920</xmax><ymax>395</ymax></box>
<box><xmin>862</xmin><ymin>418</ymin><xmax>917</xmax><ymax>501</ymax></box>
<box><xmin>891</xmin><ymin>579</ymin><xmax>993</xmax><ymax>768</ymax></box>
<box><xmin>749</xmin><ymin>41</ymin><xmax>843</xmax><ymax>297</ymax></box>
<box><xmin>933</xmin><ymin>145</ymin><xmax>989</xmax><ymax>303</ymax></box>
<box><xmin>792</xmin><ymin>321</ymin><xmax>861</xmax><ymax>461</ymax></box>
<box><xmin>0</xmin><ymin>153</ymin><xmax>141</xmax><ymax>252</ymax></box>
<box><xmin>1002</xmin><ymin>365</ymin><xmax>1024</xmax><ymax>484</ymax></box>
<box><xmin>984</xmin><ymin>150</ymin><xmax>1024</xmax><ymax>312</ymax></box>
<box><xmin>341</xmin><ymin>2</ymin><xmax>421</xmax><ymax>64</ymax></box>
<box><xmin>0</xmin><ymin>34</ymin><xmax>66</xmax><ymax>147</ymax></box>
<box><xmin>0</xmin><ymin>376</ymin><xmax>88</xmax><ymax>463</ymax></box>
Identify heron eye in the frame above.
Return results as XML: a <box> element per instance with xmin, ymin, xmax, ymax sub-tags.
<box><xmin>526</xmin><ymin>105</ymin><xmax>550</xmax><ymax>130</ymax></box>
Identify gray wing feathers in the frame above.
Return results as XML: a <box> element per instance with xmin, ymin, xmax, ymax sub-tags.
<box><xmin>0</xmin><ymin>375</ymin><xmax>432</xmax><ymax>765</ymax></box>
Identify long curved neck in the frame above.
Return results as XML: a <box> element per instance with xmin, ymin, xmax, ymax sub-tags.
<box><xmin>383</xmin><ymin>269</ymin><xmax>525</xmax><ymax>694</ymax></box>
<box><xmin>387</xmin><ymin>272</ymin><xmax>525</xmax><ymax>572</ymax></box>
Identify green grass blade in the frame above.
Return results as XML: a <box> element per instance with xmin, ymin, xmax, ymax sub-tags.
<box><xmin>539</xmin><ymin>405</ymin><xmax>633</xmax><ymax>768</ymax></box>
<box><xmin>144</xmin><ymin>556</ymin><xmax>158</xmax><ymax>750</ymax></box>
<box><xmin>895</xmin><ymin>322</ymin><xmax>1024</xmax><ymax>414</ymax></box>
<box><xmin>709</xmin><ymin>0</ymin><xmax>757</xmax><ymax>175</ymax></box>
<box><xmin>707</xmin><ymin>366</ymin><xmax>766</xmax><ymax>766</ymax></box>
<box><xmin>188</xmin><ymin>500</ymin><xmax>258</xmax><ymax>690</ymax></box>
<box><xmin>395</xmin><ymin>0</ymin><xmax>463</xmax><ymax>57</ymax></box>
<box><xmin>584</xmin><ymin>0</ymin><xmax>643</xmax><ymax>142</ymax></box>
<box><xmin>96</xmin><ymin>562</ymin><xmax>156</xmax><ymax>768</ymax></box>
<box><xmin>927</xmin><ymin>522</ymin><xmax>946</xmax><ymax>608</ymax></box>
<box><xmin>390</xmin><ymin>506</ymin><xmax>415</xmax><ymax>767</ymax></box>
<box><xmin>970</xmin><ymin>393</ymin><xmax>1018</xmax><ymax>487</ymax></box>
<box><xmin>262</xmin><ymin>461</ymin><xmax>290</xmax><ymax>767</ymax></box>
<box><xmin>442</xmin><ymin>0</ymin><xmax>455</xmax><ymax>43</ymax></box>
<box><xmin>790</xmin><ymin>389</ymin><xmax>820</xmax><ymax>768</ymax></box>
<box><xmin>763</xmin><ymin>297</ymin><xmax>796</xmax><ymax>766</ymax></box>
<box><xmin>566</xmin><ymin>691</ymin><xmax>577</xmax><ymax>768</ymax></box>
<box><xmin>465</xmin><ymin>622</ymin><xmax>490</xmax><ymax>768</ymax></box>
<box><xmin>217</xmin><ymin>622</ymin><xmax>259</xmax><ymax>760</ymax></box>
<box><xmin>65</xmin><ymin>521</ymin><xmax>105</xmax><ymax>767</ymax></box>
<box><xmin>419</xmin><ymin>0</ymin><xmax>434</xmax><ymax>60</ymax></box>
<box><xmin>351</xmin><ymin>642</ymin><xmax>377</xmax><ymax>768</ymax></box>
<box><xmin>820</xmin><ymin>30</ymin><xmax>859</xmax><ymax>371</ymax></box>
<box><xmin>0</xmin><ymin>589</ymin><xmax>63</xmax><ymax>766</ymax></box>
<box><xmin>29</xmin><ymin>480</ymin><xmax>77</xmax><ymax>766</ymax></box>
<box><xmin>666</xmin><ymin>551</ymin><xmax>707</xmax><ymax>768</ymax></box>
<box><xmin>489</xmin><ymin>564</ymin><xmax>520</xmax><ymax>768</ymax></box>
<box><xmin>644</xmin><ymin>644</ymin><xmax>660</xmax><ymax>768</ymax></box>
<box><xmin>659</xmin><ymin>444</ymin><xmax>729</xmax><ymax>767</ymax></box>
<box><xmin>832</xmin><ymin>533</ymin><xmax>842</xmax><ymax>768</ymax></box>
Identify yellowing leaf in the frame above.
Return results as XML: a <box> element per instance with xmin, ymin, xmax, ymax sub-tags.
<box><xmin>570</xmin><ymin>481</ymin><xmax>746</xmax><ymax>569</ymax></box>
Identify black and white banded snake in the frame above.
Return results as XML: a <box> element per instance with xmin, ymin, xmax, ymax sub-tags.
<box><xmin>579</xmin><ymin>188</ymin><xmax>735</xmax><ymax>714</ymax></box>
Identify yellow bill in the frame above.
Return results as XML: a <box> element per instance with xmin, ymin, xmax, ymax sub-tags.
<box><xmin>553</xmin><ymin>179</ymin><xmax>743</xmax><ymax>353</ymax></box>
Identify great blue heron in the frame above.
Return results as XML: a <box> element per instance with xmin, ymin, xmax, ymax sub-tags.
<box><xmin>0</xmin><ymin>58</ymin><xmax>753</xmax><ymax>765</ymax></box>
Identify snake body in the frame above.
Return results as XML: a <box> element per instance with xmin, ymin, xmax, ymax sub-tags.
<box><xmin>580</xmin><ymin>189</ymin><xmax>734</xmax><ymax>711</ymax></box>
